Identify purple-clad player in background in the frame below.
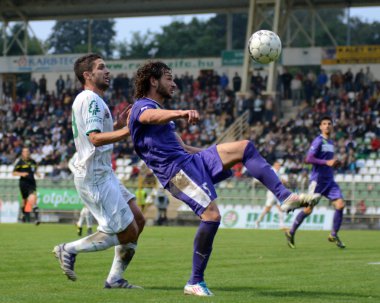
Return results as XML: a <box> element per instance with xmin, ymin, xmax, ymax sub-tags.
<box><xmin>285</xmin><ymin>116</ymin><xmax>346</xmax><ymax>249</ymax></box>
<box><xmin>129</xmin><ymin>61</ymin><xmax>320</xmax><ymax>297</ymax></box>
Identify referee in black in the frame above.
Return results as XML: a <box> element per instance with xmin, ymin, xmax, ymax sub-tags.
<box><xmin>13</xmin><ymin>147</ymin><xmax>40</xmax><ymax>224</ymax></box>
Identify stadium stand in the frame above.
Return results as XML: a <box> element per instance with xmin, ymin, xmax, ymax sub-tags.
<box><xmin>1</xmin><ymin>66</ymin><xmax>380</xmax><ymax>226</ymax></box>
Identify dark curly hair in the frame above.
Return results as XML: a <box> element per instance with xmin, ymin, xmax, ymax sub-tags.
<box><xmin>134</xmin><ymin>61</ymin><xmax>171</xmax><ymax>99</ymax></box>
<box><xmin>320</xmin><ymin>115</ymin><xmax>333</xmax><ymax>125</ymax></box>
<box><xmin>74</xmin><ymin>53</ymin><xmax>103</xmax><ymax>85</ymax></box>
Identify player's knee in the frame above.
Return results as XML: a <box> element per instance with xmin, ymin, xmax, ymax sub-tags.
<box><xmin>304</xmin><ymin>207</ymin><xmax>313</xmax><ymax>215</ymax></box>
<box><xmin>201</xmin><ymin>210</ymin><xmax>221</xmax><ymax>222</ymax></box>
<box><xmin>211</xmin><ymin>213</ymin><xmax>221</xmax><ymax>222</ymax></box>
<box><xmin>241</xmin><ymin>140</ymin><xmax>250</xmax><ymax>151</ymax></box>
<box><xmin>335</xmin><ymin>199</ymin><xmax>345</xmax><ymax>210</ymax></box>
<box><xmin>206</xmin><ymin>212</ymin><xmax>221</xmax><ymax>222</ymax></box>
<box><xmin>201</xmin><ymin>202</ymin><xmax>221</xmax><ymax>222</ymax></box>
<box><xmin>119</xmin><ymin>221</ymin><xmax>139</xmax><ymax>244</ymax></box>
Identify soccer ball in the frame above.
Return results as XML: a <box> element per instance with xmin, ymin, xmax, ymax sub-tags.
<box><xmin>248</xmin><ymin>30</ymin><xmax>282</xmax><ymax>64</ymax></box>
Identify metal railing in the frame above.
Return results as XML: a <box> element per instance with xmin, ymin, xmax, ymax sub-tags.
<box><xmin>214</xmin><ymin>110</ymin><xmax>250</xmax><ymax>144</ymax></box>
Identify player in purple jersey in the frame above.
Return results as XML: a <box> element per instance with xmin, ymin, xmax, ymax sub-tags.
<box><xmin>285</xmin><ymin>116</ymin><xmax>346</xmax><ymax>249</ymax></box>
<box><xmin>129</xmin><ymin>61</ymin><xmax>320</xmax><ymax>297</ymax></box>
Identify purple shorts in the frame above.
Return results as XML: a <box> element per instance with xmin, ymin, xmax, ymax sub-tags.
<box><xmin>166</xmin><ymin>145</ymin><xmax>232</xmax><ymax>216</ymax></box>
<box><xmin>309</xmin><ymin>180</ymin><xmax>343</xmax><ymax>201</ymax></box>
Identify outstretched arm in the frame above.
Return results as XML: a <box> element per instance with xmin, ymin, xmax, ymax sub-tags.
<box><xmin>89</xmin><ymin>106</ymin><xmax>132</xmax><ymax>147</ymax></box>
<box><xmin>139</xmin><ymin>108</ymin><xmax>199</xmax><ymax>125</ymax></box>
<box><xmin>88</xmin><ymin>128</ymin><xmax>130</xmax><ymax>147</ymax></box>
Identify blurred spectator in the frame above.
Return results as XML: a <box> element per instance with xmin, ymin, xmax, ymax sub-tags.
<box><xmin>56</xmin><ymin>75</ymin><xmax>65</xmax><ymax>97</ymax></box>
<box><xmin>135</xmin><ymin>187</ymin><xmax>148</xmax><ymax>213</ymax></box>
<box><xmin>41</xmin><ymin>138</ymin><xmax>54</xmax><ymax>160</ymax></box>
<box><xmin>354</xmin><ymin>68</ymin><xmax>364</xmax><ymax>92</ymax></box>
<box><xmin>252</xmin><ymin>94</ymin><xmax>264</xmax><ymax>124</ymax></box>
<box><xmin>38</xmin><ymin>74</ymin><xmax>47</xmax><ymax>96</ymax></box>
<box><xmin>317</xmin><ymin>69</ymin><xmax>328</xmax><ymax>93</ymax></box>
<box><xmin>220</xmin><ymin>73</ymin><xmax>229</xmax><ymax>90</ymax></box>
<box><xmin>232</xmin><ymin>72</ymin><xmax>242</xmax><ymax>92</ymax></box>
<box><xmin>30</xmin><ymin>78</ymin><xmax>39</xmax><ymax>97</ymax></box>
<box><xmin>356</xmin><ymin>199</ymin><xmax>367</xmax><ymax>216</ymax></box>
<box><xmin>343</xmin><ymin>68</ymin><xmax>354</xmax><ymax>91</ymax></box>
<box><xmin>291</xmin><ymin>73</ymin><xmax>303</xmax><ymax>106</ymax></box>
<box><xmin>263</xmin><ymin>96</ymin><xmax>275</xmax><ymax>123</ymax></box>
<box><xmin>355</xmin><ymin>199</ymin><xmax>367</xmax><ymax>223</ymax></box>
<box><xmin>152</xmin><ymin>187</ymin><xmax>170</xmax><ymax>226</ymax></box>
<box><xmin>65</xmin><ymin>74</ymin><xmax>73</xmax><ymax>92</ymax></box>
<box><xmin>1</xmin><ymin>68</ymin><xmax>379</xmax><ymax>181</ymax></box>
<box><xmin>280</xmin><ymin>68</ymin><xmax>293</xmax><ymax>99</ymax></box>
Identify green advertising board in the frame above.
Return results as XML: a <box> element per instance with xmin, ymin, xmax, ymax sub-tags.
<box><xmin>221</xmin><ymin>50</ymin><xmax>244</xmax><ymax>66</ymax></box>
<box><xmin>36</xmin><ymin>188</ymin><xmax>83</xmax><ymax>210</ymax></box>
<box><xmin>222</xmin><ymin>49</ymin><xmax>283</xmax><ymax>67</ymax></box>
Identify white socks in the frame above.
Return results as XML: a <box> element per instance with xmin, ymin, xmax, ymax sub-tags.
<box><xmin>64</xmin><ymin>231</ymin><xmax>119</xmax><ymax>254</ymax></box>
<box><xmin>107</xmin><ymin>242</ymin><xmax>137</xmax><ymax>284</ymax></box>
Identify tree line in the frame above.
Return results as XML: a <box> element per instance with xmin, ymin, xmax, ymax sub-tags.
<box><xmin>0</xmin><ymin>10</ymin><xmax>379</xmax><ymax>58</ymax></box>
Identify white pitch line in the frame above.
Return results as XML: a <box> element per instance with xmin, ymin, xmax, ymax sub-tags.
<box><xmin>368</xmin><ymin>262</ymin><xmax>380</xmax><ymax>265</ymax></box>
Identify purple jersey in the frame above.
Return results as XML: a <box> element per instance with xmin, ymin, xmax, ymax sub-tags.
<box><xmin>129</xmin><ymin>98</ymin><xmax>192</xmax><ymax>186</ymax></box>
<box><xmin>308</xmin><ymin>135</ymin><xmax>335</xmax><ymax>182</ymax></box>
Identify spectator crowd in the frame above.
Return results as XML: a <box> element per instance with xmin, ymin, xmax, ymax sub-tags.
<box><xmin>1</xmin><ymin>66</ymin><xmax>380</xmax><ymax>179</ymax></box>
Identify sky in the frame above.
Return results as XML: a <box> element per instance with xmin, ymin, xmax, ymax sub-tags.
<box><xmin>27</xmin><ymin>14</ymin><xmax>214</xmax><ymax>42</ymax></box>
<box><xmin>22</xmin><ymin>7</ymin><xmax>380</xmax><ymax>42</ymax></box>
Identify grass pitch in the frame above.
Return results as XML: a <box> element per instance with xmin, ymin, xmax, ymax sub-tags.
<box><xmin>0</xmin><ymin>224</ymin><xmax>379</xmax><ymax>303</ymax></box>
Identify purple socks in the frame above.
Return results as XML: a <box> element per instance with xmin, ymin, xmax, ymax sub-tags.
<box><xmin>331</xmin><ymin>209</ymin><xmax>343</xmax><ymax>237</ymax></box>
<box><xmin>242</xmin><ymin>141</ymin><xmax>291</xmax><ymax>202</ymax></box>
<box><xmin>189</xmin><ymin>221</ymin><xmax>220</xmax><ymax>284</ymax></box>
<box><xmin>290</xmin><ymin>211</ymin><xmax>309</xmax><ymax>235</ymax></box>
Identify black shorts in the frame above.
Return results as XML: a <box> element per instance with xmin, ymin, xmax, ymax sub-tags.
<box><xmin>20</xmin><ymin>183</ymin><xmax>36</xmax><ymax>199</ymax></box>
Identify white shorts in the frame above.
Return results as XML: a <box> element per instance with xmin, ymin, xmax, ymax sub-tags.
<box><xmin>74</xmin><ymin>173</ymin><xmax>135</xmax><ymax>234</ymax></box>
<box><xmin>265</xmin><ymin>190</ymin><xmax>279</xmax><ymax>207</ymax></box>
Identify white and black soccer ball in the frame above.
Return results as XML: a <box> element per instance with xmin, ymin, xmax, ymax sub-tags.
<box><xmin>248</xmin><ymin>30</ymin><xmax>282</xmax><ymax>64</ymax></box>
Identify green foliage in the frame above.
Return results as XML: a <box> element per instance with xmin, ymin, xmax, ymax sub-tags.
<box><xmin>154</xmin><ymin>18</ymin><xmax>225</xmax><ymax>58</ymax></box>
<box><xmin>116</xmin><ymin>39</ymin><xmax>129</xmax><ymax>59</ymax></box>
<box><xmin>0</xmin><ymin>224</ymin><xmax>379</xmax><ymax>303</ymax></box>
<box><xmin>3</xmin><ymin>9</ymin><xmax>380</xmax><ymax>59</ymax></box>
<box><xmin>349</xmin><ymin>19</ymin><xmax>380</xmax><ymax>45</ymax></box>
<box><xmin>47</xmin><ymin>19</ymin><xmax>116</xmax><ymax>57</ymax></box>
<box><xmin>123</xmin><ymin>9</ymin><xmax>380</xmax><ymax>58</ymax></box>
<box><xmin>0</xmin><ymin>23</ymin><xmax>43</xmax><ymax>55</ymax></box>
<box><xmin>127</xmin><ymin>31</ymin><xmax>157</xmax><ymax>59</ymax></box>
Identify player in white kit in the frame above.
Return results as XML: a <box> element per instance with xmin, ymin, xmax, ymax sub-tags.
<box><xmin>255</xmin><ymin>161</ymin><xmax>286</xmax><ymax>229</ymax></box>
<box><xmin>53</xmin><ymin>54</ymin><xmax>145</xmax><ymax>289</ymax></box>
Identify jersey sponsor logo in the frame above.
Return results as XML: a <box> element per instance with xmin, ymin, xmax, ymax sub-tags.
<box><xmin>321</xmin><ymin>144</ymin><xmax>334</xmax><ymax>153</ymax></box>
<box><xmin>86</xmin><ymin>117</ymin><xmax>102</xmax><ymax>124</ymax></box>
<box><xmin>89</xmin><ymin>100</ymin><xmax>100</xmax><ymax>116</ymax></box>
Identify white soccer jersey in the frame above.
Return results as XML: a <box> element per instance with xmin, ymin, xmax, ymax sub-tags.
<box><xmin>71</xmin><ymin>90</ymin><xmax>113</xmax><ymax>184</ymax></box>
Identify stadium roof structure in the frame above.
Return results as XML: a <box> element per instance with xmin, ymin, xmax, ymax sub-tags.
<box><xmin>0</xmin><ymin>0</ymin><xmax>379</xmax><ymax>21</ymax></box>
<box><xmin>1</xmin><ymin>0</ymin><xmax>379</xmax><ymax>98</ymax></box>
